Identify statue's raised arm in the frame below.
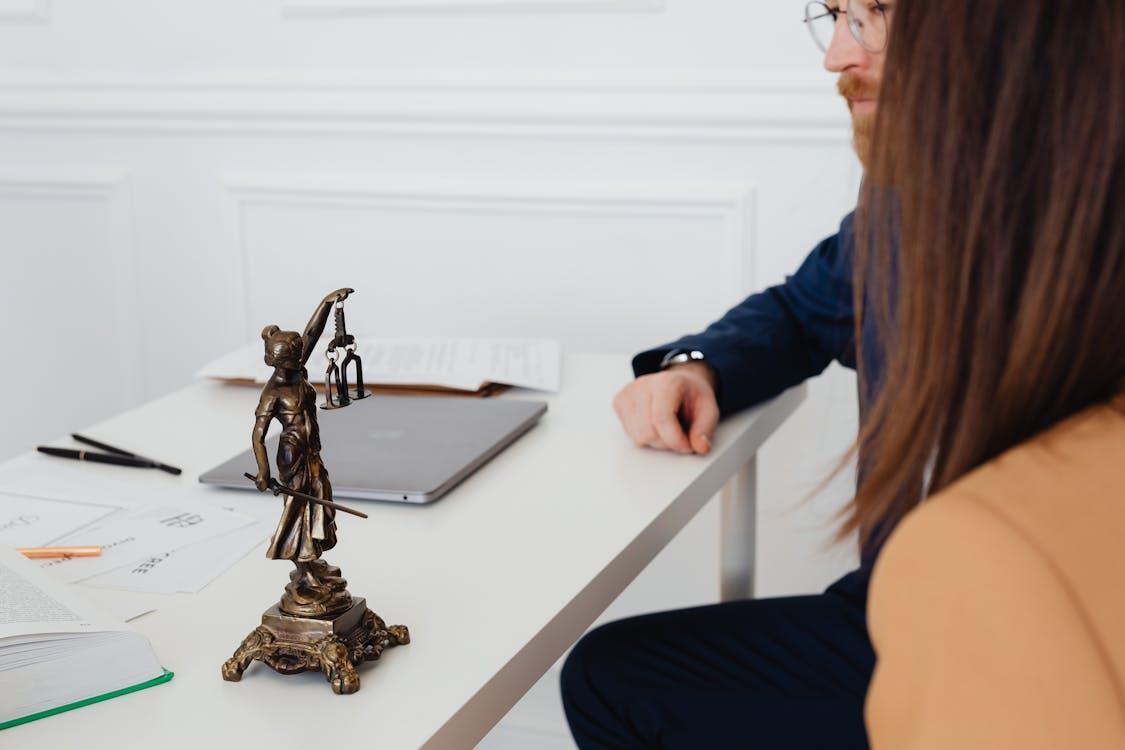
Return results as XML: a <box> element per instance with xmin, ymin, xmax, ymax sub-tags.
<box><xmin>301</xmin><ymin>288</ymin><xmax>353</xmax><ymax>366</ymax></box>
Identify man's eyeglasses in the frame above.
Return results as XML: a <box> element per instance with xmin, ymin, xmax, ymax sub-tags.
<box><xmin>804</xmin><ymin>1</ymin><xmax>890</xmax><ymax>55</ymax></box>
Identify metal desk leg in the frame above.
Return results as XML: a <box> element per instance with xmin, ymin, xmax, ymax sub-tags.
<box><xmin>720</xmin><ymin>455</ymin><xmax>757</xmax><ymax>602</ymax></box>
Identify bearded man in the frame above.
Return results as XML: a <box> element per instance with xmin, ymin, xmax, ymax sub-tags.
<box><xmin>562</xmin><ymin>3</ymin><xmax>893</xmax><ymax>748</ymax></box>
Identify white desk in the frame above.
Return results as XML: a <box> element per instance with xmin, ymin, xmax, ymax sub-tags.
<box><xmin>3</xmin><ymin>353</ymin><xmax>804</xmax><ymax>750</ymax></box>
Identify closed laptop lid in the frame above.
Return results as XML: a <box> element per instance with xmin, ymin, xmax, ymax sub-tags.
<box><xmin>199</xmin><ymin>395</ymin><xmax>547</xmax><ymax>503</ymax></box>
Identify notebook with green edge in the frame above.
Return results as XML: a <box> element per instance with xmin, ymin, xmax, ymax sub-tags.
<box><xmin>0</xmin><ymin>546</ymin><xmax>172</xmax><ymax>733</ymax></box>
<box><xmin>0</xmin><ymin>669</ymin><xmax>174</xmax><ymax>731</ymax></box>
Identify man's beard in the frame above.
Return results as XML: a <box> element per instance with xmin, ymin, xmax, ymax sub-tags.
<box><xmin>838</xmin><ymin>73</ymin><xmax>879</xmax><ymax>169</ymax></box>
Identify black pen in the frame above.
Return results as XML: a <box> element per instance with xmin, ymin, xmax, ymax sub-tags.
<box><xmin>37</xmin><ymin>446</ymin><xmax>172</xmax><ymax>472</ymax></box>
<box><xmin>71</xmin><ymin>434</ymin><xmax>183</xmax><ymax>476</ymax></box>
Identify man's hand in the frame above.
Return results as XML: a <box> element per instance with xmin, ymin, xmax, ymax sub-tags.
<box><xmin>613</xmin><ymin>362</ymin><xmax>719</xmax><ymax>455</ymax></box>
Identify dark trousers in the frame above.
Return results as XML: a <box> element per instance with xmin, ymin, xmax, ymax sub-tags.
<box><xmin>560</xmin><ymin>573</ymin><xmax>874</xmax><ymax>749</ymax></box>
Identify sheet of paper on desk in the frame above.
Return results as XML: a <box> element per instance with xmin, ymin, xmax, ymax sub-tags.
<box><xmin>85</xmin><ymin>519</ymin><xmax>273</xmax><ymax>595</ymax></box>
<box><xmin>365</xmin><ymin>338</ymin><xmax>562</xmax><ymax>392</ymax></box>
<box><xmin>41</xmin><ymin>504</ymin><xmax>257</xmax><ymax>584</ymax></box>
<box><xmin>80</xmin><ymin>586</ymin><xmax>161</xmax><ymax>622</ymax></box>
<box><xmin>0</xmin><ymin>492</ymin><xmax>121</xmax><ymax>548</ymax></box>
<box><xmin>196</xmin><ymin>337</ymin><xmax>561</xmax><ymax>393</ymax></box>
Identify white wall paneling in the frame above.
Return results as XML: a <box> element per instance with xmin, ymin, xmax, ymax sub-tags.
<box><xmin>0</xmin><ymin>3</ymin><xmax>834</xmax><ymax>80</ymax></box>
<box><xmin>0</xmin><ymin>77</ymin><xmax>849</xmax><ymax>142</ymax></box>
<box><xmin>0</xmin><ymin>0</ymin><xmax>47</xmax><ymax>23</ymax></box>
<box><xmin>224</xmin><ymin>176</ymin><xmax>755</xmax><ymax>351</ymax></box>
<box><xmin>0</xmin><ymin>171</ymin><xmax>142</xmax><ymax>460</ymax></box>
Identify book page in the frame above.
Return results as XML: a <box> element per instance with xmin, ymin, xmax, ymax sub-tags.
<box><xmin>0</xmin><ymin>547</ymin><xmax>121</xmax><ymax>640</ymax></box>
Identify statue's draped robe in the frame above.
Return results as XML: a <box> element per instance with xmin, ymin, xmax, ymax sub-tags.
<box><xmin>261</xmin><ymin>377</ymin><xmax>338</xmax><ymax>562</ymax></box>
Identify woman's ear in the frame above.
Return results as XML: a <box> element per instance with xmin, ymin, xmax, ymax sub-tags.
<box><xmin>261</xmin><ymin>325</ymin><xmax>280</xmax><ymax>341</ymax></box>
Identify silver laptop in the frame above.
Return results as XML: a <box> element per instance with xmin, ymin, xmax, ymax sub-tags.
<box><xmin>199</xmin><ymin>395</ymin><xmax>547</xmax><ymax>504</ymax></box>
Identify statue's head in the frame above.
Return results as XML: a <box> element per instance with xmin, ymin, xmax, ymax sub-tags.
<box><xmin>261</xmin><ymin>325</ymin><xmax>303</xmax><ymax>370</ymax></box>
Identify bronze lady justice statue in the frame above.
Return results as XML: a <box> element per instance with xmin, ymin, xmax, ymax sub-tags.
<box><xmin>221</xmin><ymin>289</ymin><xmax>408</xmax><ymax>694</ymax></box>
<box><xmin>253</xmin><ymin>288</ymin><xmax>351</xmax><ymax>617</ymax></box>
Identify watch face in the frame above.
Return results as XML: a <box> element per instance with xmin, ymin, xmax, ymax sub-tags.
<box><xmin>661</xmin><ymin>350</ymin><xmax>686</xmax><ymax>368</ymax></box>
<box><xmin>661</xmin><ymin>350</ymin><xmax>704</xmax><ymax>370</ymax></box>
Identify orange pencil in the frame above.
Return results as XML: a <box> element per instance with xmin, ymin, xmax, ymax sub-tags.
<box><xmin>17</xmin><ymin>546</ymin><xmax>102</xmax><ymax>560</ymax></box>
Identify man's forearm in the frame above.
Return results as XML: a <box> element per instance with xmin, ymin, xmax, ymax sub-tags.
<box><xmin>633</xmin><ymin>213</ymin><xmax>858</xmax><ymax>417</ymax></box>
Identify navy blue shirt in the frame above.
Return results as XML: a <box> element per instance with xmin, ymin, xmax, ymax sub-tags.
<box><xmin>632</xmin><ymin>212</ymin><xmax>882</xmax><ymax>601</ymax></box>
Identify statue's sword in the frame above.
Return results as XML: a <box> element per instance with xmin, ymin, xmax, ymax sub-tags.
<box><xmin>243</xmin><ymin>473</ymin><xmax>369</xmax><ymax>519</ymax></box>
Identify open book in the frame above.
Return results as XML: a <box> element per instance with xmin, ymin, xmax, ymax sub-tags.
<box><xmin>0</xmin><ymin>547</ymin><xmax>170</xmax><ymax>731</ymax></box>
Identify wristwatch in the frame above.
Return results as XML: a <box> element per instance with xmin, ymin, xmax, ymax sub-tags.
<box><xmin>659</xmin><ymin>349</ymin><xmax>707</xmax><ymax>370</ymax></box>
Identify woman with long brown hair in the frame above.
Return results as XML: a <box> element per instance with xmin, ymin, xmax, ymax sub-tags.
<box><xmin>859</xmin><ymin>0</ymin><xmax>1125</xmax><ymax>745</ymax></box>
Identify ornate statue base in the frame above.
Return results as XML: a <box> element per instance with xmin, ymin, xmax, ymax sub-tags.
<box><xmin>221</xmin><ymin>593</ymin><xmax>410</xmax><ymax>694</ymax></box>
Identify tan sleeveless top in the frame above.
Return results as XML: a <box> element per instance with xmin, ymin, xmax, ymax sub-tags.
<box><xmin>866</xmin><ymin>394</ymin><xmax>1125</xmax><ymax>749</ymax></box>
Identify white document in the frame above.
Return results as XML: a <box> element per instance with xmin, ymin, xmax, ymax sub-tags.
<box><xmin>196</xmin><ymin>337</ymin><xmax>561</xmax><ymax>393</ymax></box>
<box><xmin>363</xmin><ymin>338</ymin><xmax>562</xmax><ymax>392</ymax></box>
<box><xmin>0</xmin><ymin>492</ymin><xmax>121</xmax><ymax>548</ymax></box>
<box><xmin>40</xmin><ymin>505</ymin><xmax>257</xmax><ymax>584</ymax></box>
<box><xmin>80</xmin><ymin>587</ymin><xmax>160</xmax><ymax>623</ymax></box>
<box><xmin>85</xmin><ymin>519</ymin><xmax>272</xmax><ymax>595</ymax></box>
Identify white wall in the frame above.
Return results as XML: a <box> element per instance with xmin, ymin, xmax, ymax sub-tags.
<box><xmin>0</xmin><ymin>1</ymin><xmax>862</xmax><ymax>746</ymax></box>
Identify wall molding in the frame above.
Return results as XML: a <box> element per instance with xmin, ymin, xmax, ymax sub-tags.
<box><xmin>223</xmin><ymin>175</ymin><xmax>757</xmax><ymax>338</ymax></box>
<box><xmin>0</xmin><ymin>0</ymin><xmax>48</xmax><ymax>23</ymax></box>
<box><xmin>0</xmin><ymin>172</ymin><xmax>123</xmax><ymax>198</ymax></box>
<box><xmin>0</xmin><ymin>169</ymin><xmax>144</xmax><ymax>395</ymax></box>
<box><xmin>285</xmin><ymin>0</ymin><xmax>663</xmax><ymax>18</ymax></box>
<box><xmin>0</xmin><ymin>76</ymin><xmax>851</xmax><ymax>141</ymax></box>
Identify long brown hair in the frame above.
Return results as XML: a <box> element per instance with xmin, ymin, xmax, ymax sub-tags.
<box><xmin>845</xmin><ymin>0</ymin><xmax>1125</xmax><ymax>549</ymax></box>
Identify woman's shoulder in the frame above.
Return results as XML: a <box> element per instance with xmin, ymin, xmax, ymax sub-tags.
<box><xmin>870</xmin><ymin>397</ymin><xmax>1125</xmax><ymax>684</ymax></box>
<box><xmin>937</xmin><ymin>396</ymin><xmax>1125</xmax><ymax>563</ymax></box>
<box><xmin>879</xmin><ymin>396</ymin><xmax>1125</xmax><ymax>594</ymax></box>
<box><xmin>867</xmin><ymin>398</ymin><xmax>1125</xmax><ymax>748</ymax></box>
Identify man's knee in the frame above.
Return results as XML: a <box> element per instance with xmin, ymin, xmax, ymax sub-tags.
<box><xmin>562</xmin><ymin>621</ymin><xmax>645</xmax><ymax>748</ymax></box>
<box><xmin>562</xmin><ymin>617</ymin><xmax>646</xmax><ymax>711</ymax></box>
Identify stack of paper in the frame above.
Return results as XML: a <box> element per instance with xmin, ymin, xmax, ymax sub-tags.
<box><xmin>38</xmin><ymin>504</ymin><xmax>256</xmax><ymax>585</ymax></box>
<box><xmin>195</xmin><ymin>337</ymin><xmax>562</xmax><ymax>394</ymax></box>
<box><xmin>87</xmin><ymin>522</ymin><xmax>271</xmax><ymax>596</ymax></box>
